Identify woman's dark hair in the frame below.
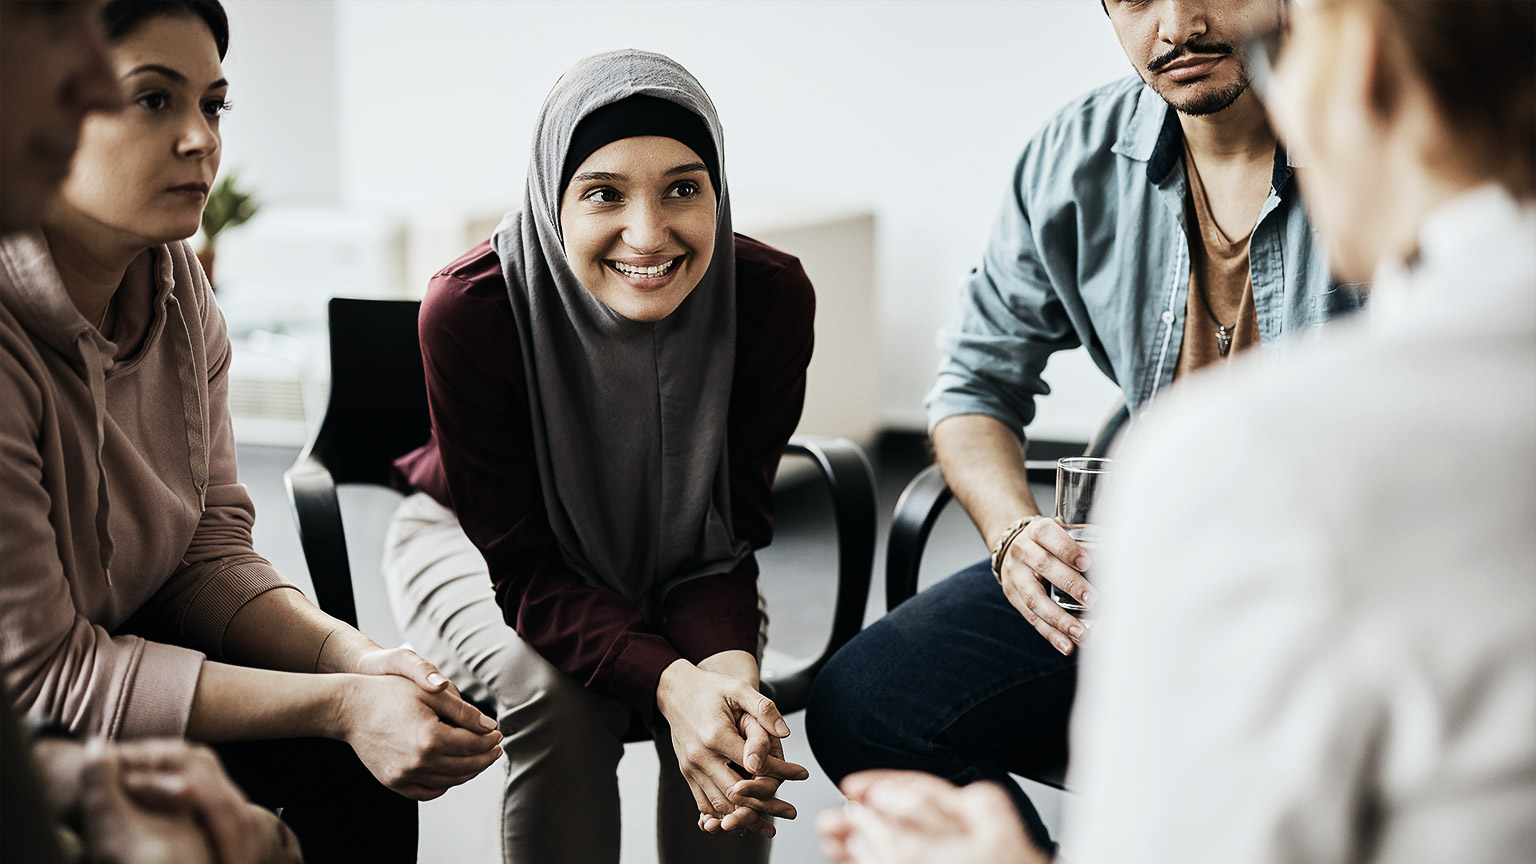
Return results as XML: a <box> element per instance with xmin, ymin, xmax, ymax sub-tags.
<box><xmin>101</xmin><ymin>0</ymin><xmax>229</xmax><ymax>60</ymax></box>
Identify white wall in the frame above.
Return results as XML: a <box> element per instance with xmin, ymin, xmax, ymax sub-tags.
<box><xmin>220</xmin><ymin>1</ymin><xmax>342</xmax><ymax>205</ymax></box>
<box><xmin>220</xmin><ymin>0</ymin><xmax>1131</xmax><ymax>438</ymax></box>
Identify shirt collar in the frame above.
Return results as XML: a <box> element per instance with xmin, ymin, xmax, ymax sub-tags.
<box><xmin>1113</xmin><ymin>81</ymin><xmax>1296</xmax><ymax>191</ymax></box>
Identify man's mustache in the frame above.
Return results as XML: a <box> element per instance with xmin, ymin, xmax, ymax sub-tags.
<box><xmin>1148</xmin><ymin>40</ymin><xmax>1237</xmax><ymax>73</ymax></box>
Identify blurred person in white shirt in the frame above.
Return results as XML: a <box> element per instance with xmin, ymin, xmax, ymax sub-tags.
<box><xmin>818</xmin><ymin>1</ymin><xmax>1536</xmax><ymax>861</ymax></box>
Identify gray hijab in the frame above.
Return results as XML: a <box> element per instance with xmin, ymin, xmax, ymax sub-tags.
<box><xmin>490</xmin><ymin>50</ymin><xmax>747</xmax><ymax>607</ymax></box>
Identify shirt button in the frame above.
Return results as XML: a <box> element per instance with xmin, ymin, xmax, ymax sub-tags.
<box><xmin>1161</xmin><ymin>311</ymin><xmax>1175</xmax><ymax>325</ymax></box>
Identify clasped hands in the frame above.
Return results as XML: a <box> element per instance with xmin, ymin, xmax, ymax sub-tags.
<box><xmin>335</xmin><ymin>645</ymin><xmax>503</xmax><ymax>801</ymax></box>
<box><xmin>36</xmin><ymin>736</ymin><xmax>299</xmax><ymax>864</ymax></box>
<box><xmin>656</xmin><ymin>650</ymin><xmax>809</xmax><ymax>838</ymax></box>
<box><xmin>816</xmin><ymin>770</ymin><xmax>1047</xmax><ymax>864</ymax></box>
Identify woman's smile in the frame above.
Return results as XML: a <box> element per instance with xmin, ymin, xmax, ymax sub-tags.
<box><xmin>608</xmin><ymin>254</ymin><xmax>686</xmax><ymax>289</ymax></box>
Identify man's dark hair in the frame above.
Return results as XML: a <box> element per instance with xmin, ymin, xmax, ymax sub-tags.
<box><xmin>101</xmin><ymin>0</ymin><xmax>228</xmax><ymax>60</ymax></box>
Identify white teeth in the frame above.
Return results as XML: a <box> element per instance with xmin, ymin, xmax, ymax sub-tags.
<box><xmin>612</xmin><ymin>258</ymin><xmax>676</xmax><ymax>278</ymax></box>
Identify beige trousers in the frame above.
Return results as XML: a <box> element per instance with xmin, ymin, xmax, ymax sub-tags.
<box><xmin>382</xmin><ymin>492</ymin><xmax>770</xmax><ymax>864</ymax></box>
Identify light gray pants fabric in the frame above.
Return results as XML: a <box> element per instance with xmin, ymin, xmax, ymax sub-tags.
<box><xmin>382</xmin><ymin>492</ymin><xmax>770</xmax><ymax>864</ymax></box>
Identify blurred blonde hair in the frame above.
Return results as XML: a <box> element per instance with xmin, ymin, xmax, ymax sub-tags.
<box><xmin>1351</xmin><ymin>0</ymin><xmax>1536</xmax><ymax>199</ymax></box>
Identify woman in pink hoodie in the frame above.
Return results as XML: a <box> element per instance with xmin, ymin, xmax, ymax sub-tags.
<box><xmin>0</xmin><ymin>3</ymin><xmax>501</xmax><ymax>860</ymax></box>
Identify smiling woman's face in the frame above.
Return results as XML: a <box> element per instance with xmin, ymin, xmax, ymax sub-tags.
<box><xmin>51</xmin><ymin>13</ymin><xmax>226</xmax><ymax>248</ymax></box>
<box><xmin>558</xmin><ymin>135</ymin><xmax>717</xmax><ymax>323</ymax></box>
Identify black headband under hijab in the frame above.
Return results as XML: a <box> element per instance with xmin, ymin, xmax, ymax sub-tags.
<box><xmin>559</xmin><ymin>94</ymin><xmax>721</xmax><ymax>200</ymax></box>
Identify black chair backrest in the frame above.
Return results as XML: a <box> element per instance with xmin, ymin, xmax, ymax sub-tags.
<box><xmin>288</xmin><ymin>298</ymin><xmax>878</xmax><ymax>714</ymax></box>
<box><xmin>309</xmin><ymin>298</ymin><xmax>430</xmax><ymax>487</ymax></box>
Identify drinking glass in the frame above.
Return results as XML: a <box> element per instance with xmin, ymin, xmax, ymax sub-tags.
<box><xmin>1050</xmin><ymin>456</ymin><xmax>1116</xmax><ymax>613</ymax></box>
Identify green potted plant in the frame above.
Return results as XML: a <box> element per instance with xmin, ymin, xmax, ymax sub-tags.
<box><xmin>197</xmin><ymin>174</ymin><xmax>259</xmax><ymax>287</ymax></box>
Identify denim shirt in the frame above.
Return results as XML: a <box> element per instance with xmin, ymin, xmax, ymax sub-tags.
<box><xmin>927</xmin><ymin>77</ymin><xmax>1363</xmax><ymax>436</ymax></box>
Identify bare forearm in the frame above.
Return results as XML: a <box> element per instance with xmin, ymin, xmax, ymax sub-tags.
<box><xmin>186</xmin><ymin>661</ymin><xmax>350</xmax><ymax>742</ymax></box>
<box><xmin>220</xmin><ymin>587</ymin><xmax>380</xmax><ymax>674</ymax></box>
<box><xmin>931</xmin><ymin>414</ymin><xmax>1043</xmax><ymax>545</ymax></box>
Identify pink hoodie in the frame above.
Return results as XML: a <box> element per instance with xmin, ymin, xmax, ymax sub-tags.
<box><xmin>0</xmin><ymin>234</ymin><xmax>294</xmax><ymax>738</ymax></box>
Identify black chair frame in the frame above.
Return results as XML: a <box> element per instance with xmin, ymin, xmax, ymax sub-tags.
<box><xmin>284</xmin><ymin>298</ymin><xmax>877</xmax><ymax>716</ymax></box>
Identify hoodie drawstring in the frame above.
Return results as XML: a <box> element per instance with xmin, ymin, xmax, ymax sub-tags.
<box><xmin>165</xmin><ymin>294</ymin><xmax>209</xmax><ymax>510</ymax></box>
<box><xmin>77</xmin><ymin>332</ymin><xmax>115</xmax><ymax>587</ymax></box>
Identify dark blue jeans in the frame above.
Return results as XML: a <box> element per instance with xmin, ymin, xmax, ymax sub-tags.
<box><xmin>806</xmin><ymin>560</ymin><xmax>1078</xmax><ymax>849</ymax></box>
<box><xmin>216</xmin><ymin>737</ymin><xmax>417</xmax><ymax>863</ymax></box>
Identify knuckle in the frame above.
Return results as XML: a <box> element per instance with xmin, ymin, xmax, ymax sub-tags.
<box><xmin>1021</xmin><ymin>569</ymin><xmax>1047</xmax><ymax>595</ymax></box>
<box><xmin>1015</xmin><ymin>539</ymin><xmax>1041</xmax><ymax>569</ymax></box>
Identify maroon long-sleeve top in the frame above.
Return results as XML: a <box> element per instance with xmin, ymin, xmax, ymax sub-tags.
<box><xmin>393</xmin><ymin>234</ymin><xmax>814</xmax><ymax>718</ymax></box>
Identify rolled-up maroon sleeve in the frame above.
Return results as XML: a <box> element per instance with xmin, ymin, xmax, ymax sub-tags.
<box><xmin>659</xmin><ymin>235</ymin><xmax>816</xmax><ymax>664</ymax></box>
<box><xmin>415</xmin><ymin>243</ymin><xmax>682</xmax><ymax>717</ymax></box>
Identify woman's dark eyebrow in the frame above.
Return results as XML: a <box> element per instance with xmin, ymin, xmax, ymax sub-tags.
<box><xmin>573</xmin><ymin>162</ymin><xmax>706</xmax><ymax>184</ymax></box>
<box><xmin>125</xmin><ymin>64</ymin><xmax>228</xmax><ymax>91</ymax></box>
<box><xmin>125</xmin><ymin>63</ymin><xmax>187</xmax><ymax>83</ymax></box>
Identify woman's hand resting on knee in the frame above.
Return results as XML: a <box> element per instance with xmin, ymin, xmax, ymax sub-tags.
<box><xmin>656</xmin><ymin>650</ymin><xmax>808</xmax><ymax>838</ymax></box>
<box><xmin>292</xmin><ymin>622</ymin><xmax>506</xmax><ymax>800</ymax></box>
<box><xmin>190</xmin><ymin>597</ymin><xmax>502</xmax><ymax>803</ymax></box>
<box><xmin>333</xmin><ymin>671</ymin><xmax>503</xmax><ymax>801</ymax></box>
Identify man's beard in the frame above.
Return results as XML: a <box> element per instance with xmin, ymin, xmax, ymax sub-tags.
<box><xmin>1168</xmin><ymin>75</ymin><xmax>1251</xmax><ymax>116</ymax></box>
<box><xmin>1144</xmin><ymin>39</ymin><xmax>1252</xmax><ymax>116</ymax></box>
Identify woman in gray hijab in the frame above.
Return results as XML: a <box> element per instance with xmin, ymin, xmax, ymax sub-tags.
<box><xmin>384</xmin><ymin>50</ymin><xmax>816</xmax><ymax>863</ymax></box>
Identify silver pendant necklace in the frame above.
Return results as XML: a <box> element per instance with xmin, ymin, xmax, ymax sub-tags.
<box><xmin>1214</xmin><ymin>324</ymin><xmax>1233</xmax><ymax>358</ymax></box>
<box><xmin>1194</xmin><ymin>283</ymin><xmax>1236</xmax><ymax>358</ymax></box>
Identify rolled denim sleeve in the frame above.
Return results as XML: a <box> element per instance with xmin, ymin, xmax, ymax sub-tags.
<box><xmin>926</xmin><ymin>144</ymin><xmax>1083</xmax><ymax>437</ymax></box>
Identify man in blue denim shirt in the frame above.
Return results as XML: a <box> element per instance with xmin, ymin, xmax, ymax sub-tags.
<box><xmin>808</xmin><ymin>0</ymin><xmax>1362</xmax><ymax>849</ymax></box>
